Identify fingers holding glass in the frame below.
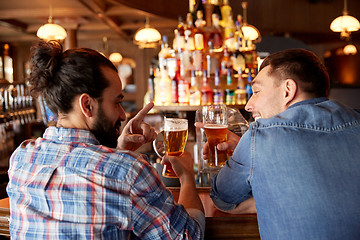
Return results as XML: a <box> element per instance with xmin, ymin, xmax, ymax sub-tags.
<box><xmin>153</xmin><ymin>118</ymin><xmax>188</xmax><ymax>178</ymax></box>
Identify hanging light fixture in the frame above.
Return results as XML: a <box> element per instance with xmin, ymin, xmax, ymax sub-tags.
<box><xmin>241</xmin><ymin>1</ymin><xmax>261</xmax><ymax>42</ymax></box>
<box><xmin>37</xmin><ymin>5</ymin><xmax>67</xmax><ymax>41</ymax></box>
<box><xmin>134</xmin><ymin>17</ymin><xmax>161</xmax><ymax>48</ymax></box>
<box><xmin>109</xmin><ymin>52</ymin><xmax>123</xmax><ymax>63</ymax></box>
<box><xmin>343</xmin><ymin>43</ymin><xmax>357</xmax><ymax>55</ymax></box>
<box><xmin>330</xmin><ymin>0</ymin><xmax>360</xmax><ymax>40</ymax></box>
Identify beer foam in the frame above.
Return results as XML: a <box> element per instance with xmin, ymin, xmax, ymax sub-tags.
<box><xmin>165</xmin><ymin>118</ymin><xmax>188</xmax><ymax>131</ymax></box>
<box><xmin>204</xmin><ymin>124</ymin><xmax>228</xmax><ymax>129</ymax></box>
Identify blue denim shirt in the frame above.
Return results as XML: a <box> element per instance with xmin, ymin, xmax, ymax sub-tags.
<box><xmin>211</xmin><ymin>98</ymin><xmax>360</xmax><ymax>239</ymax></box>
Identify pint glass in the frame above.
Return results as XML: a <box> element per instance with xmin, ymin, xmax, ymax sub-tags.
<box><xmin>203</xmin><ymin>104</ymin><xmax>228</xmax><ymax>168</ymax></box>
<box><xmin>162</xmin><ymin>118</ymin><xmax>188</xmax><ymax>178</ymax></box>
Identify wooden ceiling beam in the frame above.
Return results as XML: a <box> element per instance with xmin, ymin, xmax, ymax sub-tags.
<box><xmin>77</xmin><ymin>0</ymin><xmax>129</xmax><ymax>41</ymax></box>
<box><xmin>0</xmin><ymin>19</ymin><xmax>31</xmax><ymax>35</ymax></box>
<box><xmin>0</xmin><ymin>8</ymin><xmax>92</xmax><ymax>19</ymax></box>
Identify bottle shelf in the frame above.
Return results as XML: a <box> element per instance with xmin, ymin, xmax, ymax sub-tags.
<box><xmin>153</xmin><ymin>104</ymin><xmax>245</xmax><ymax>112</ymax></box>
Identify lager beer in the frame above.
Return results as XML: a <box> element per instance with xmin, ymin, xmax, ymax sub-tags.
<box><xmin>163</xmin><ymin>118</ymin><xmax>188</xmax><ymax>177</ymax></box>
<box><xmin>204</xmin><ymin>123</ymin><xmax>228</xmax><ymax>167</ymax></box>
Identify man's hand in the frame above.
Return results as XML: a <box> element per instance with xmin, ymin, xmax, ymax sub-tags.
<box><xmin>194</xmin><ymin>122</ymin><xmax>241</xmax><ymax>160</ymax></box>
<box><xmin>161</xmin><ymin>151</ymin><xmax>195</xmax><ymax>183</ymax></box>
<box><xmin>117</xmin><ymin>102</ymin><xmax>157</xmax><ymax>151</ymax></box>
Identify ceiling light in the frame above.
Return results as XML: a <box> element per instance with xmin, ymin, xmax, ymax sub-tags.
<box><xmin>343</xmin><ymin>44</ymin><xmax>357</xmax><ymax>55</ymax></box>
<box><xmin>242</xmin><ymin>25</ymin><xmax>261</xmax><ymax>41</ymax></box>
<box><xmin>37</xmin><ymin>5</ymin><xmax>67</xmax><ymax>41</ymax></box>
<box><xmin>241</xmin><ymin>1</ymin><xmax>261</xmax><ymax>42</ymax></box>
<box><xmin>134</xmin><ymin>17</ymin><xmax>161</xmax><ymax>48</ymax></box>
<box><xmin>109</xmin><ymin>52</ymin><xmax>123</xmax><ymax>63</ymax></box>
<box><xmin>330</xmin><ymin>0</ymin><xmax>360</xmax><ymax>40</ymax></box>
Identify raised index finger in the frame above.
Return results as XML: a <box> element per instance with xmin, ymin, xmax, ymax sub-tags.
<box><xmin>132</xmin><ymin>102</ymin><xmax>154</xmax><ymax>123</ymax></box>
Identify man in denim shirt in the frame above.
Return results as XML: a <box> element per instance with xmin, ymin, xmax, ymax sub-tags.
<box><xmin>210</xmin><ymin>49</ymin><xmax>360</xmax><ymax>239</ymax></box>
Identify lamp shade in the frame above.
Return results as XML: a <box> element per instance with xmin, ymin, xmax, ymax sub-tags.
<box><xmin>134</xmin><ymin>27</ymin><xmax>161</xmax><ymax>48</ymax></box>
<box><xmin>109</xmin><ymin>52</ymin><xmax>123</xmax><ymax>63</ymax></box>
<box><xmin>343</xmin><ymin>44</ymin><xmax>357</xmax><ymax>55</ymax></box>
<box><xmin>242</xmin><ymin>24</ymin><xmax>261</xmax><ymax>41</ymax></box>
<box><xmin>134</xmin><ymin>17</ymin><xmax>161</xmax><ymax>48</ymax></box>
<box><xmin>330</xmin><ymin>15</ymin><xmax>360</xmax><ymax>32</ymax></box>
<box><xmin>37</xmin><ymin>23</ymin><xmax>67</xmax><ymax>41</ymax></box>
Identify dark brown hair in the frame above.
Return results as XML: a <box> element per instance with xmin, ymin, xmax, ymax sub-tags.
<box><xmin>29</xmin><ymin>41</ymin><xmax>117</xmax><ymax>115</ymax></box>
<box><xmin>260</xmin><ymin>49</ymin><xmax>330</xmax><ymax>97</ymax></box>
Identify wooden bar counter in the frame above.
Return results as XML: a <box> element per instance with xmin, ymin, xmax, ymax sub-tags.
<box><xmin>169</xmin><ymin>187</ymin><xmax>260</xmax><ymax>239</ymax></box>
<box><xmin>0</xmin><ymin>188</ymin><xmax>260</xmax><ymax>239</ymax></box>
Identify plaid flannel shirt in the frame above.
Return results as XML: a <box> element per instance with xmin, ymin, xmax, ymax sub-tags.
<box><xmin>7</xmin><ymin>127</ymin><xmax>202</xmax><ymax>239</ymax></box>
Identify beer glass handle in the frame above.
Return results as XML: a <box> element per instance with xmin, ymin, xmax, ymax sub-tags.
<box><xmin>152</xmin><ymin>130</ymin><xmax>165</xmax><ymax>158</ymax></box>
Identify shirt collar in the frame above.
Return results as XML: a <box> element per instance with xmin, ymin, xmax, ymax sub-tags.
<box><xmin>43</xmin><ymin>126</ymin><xmax>100</xmax><ymax>145</ymax></box>
<box><xmin>288</xmin><ymin>97</ymin><xmax>328</xmax><ymax>110</ymax></box>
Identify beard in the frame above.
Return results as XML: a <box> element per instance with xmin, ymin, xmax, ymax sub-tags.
<box><xmin>91</xmin><ymin>106</ymin><xmax>121</xmax><ymax>148</ymax></box>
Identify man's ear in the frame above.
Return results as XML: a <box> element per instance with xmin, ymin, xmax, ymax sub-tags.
<box><xmin>78</xmin><ymin>93</ymin><xmax>95</xmax><ymax>118</ymax></box>
<box><xmin>283</xmin><ymin>79</ymin><xmax>297</xmax><ymax>105</ymax></box>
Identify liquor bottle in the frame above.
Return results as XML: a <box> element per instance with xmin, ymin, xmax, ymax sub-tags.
<box><xmin>177</xmin><ymin>62</ymin><xmax>190</xmax><ymax>105</ymax></box>
<box><xmin>220</xmin><ymin>46</ymin><xmax>232</xmax><ymax>76</ymax></box>
<box><xmin>158</xmin><ymin>35</ymin><xmax>171</xmax><ymax>71</ymax></box>
<box><xmin>208</xmin><ymin>13</ymin><xmax>223</xmax><ymax>50</ymax></box>
<box><xmin>212</xmin><ymin>0</ymin><xmax>222</xmax><ymax>20</ymax></box>
<box><xmin>220</xmin><ymin>0</ymin><xmax>232</xmax><ymax>27</ymax></box>
<box><xmin>182</xmin><ymin>13</ymin><xmax>195</xmax><ymax>78</ymax></box>
<box><xmin>189</xmin><ymin>0</ymin><xmax>195</xmax><ymax>14</ymax></box>
<box><xmin>159</xmin><ymin>67</ymin><xmax>172</xmax><ymax>105</ymax></box>
<box><xmin>213</xmin><ymin>70</ymin><xmax>224</xmax><ymax>104</ymax></box>
<box><xmin>182</xmin><ymin>33</ymin><xmax>193</xmax><ymax>78</ymax></box>
<box><xmin>176</xmin><ymin>16</ymin><xmax>186</xmax><ymax>52</ymax></box>
<box><xmin>153</xmin><ymin>68</ymin><xmax>162</xmax><ymax>106</ymax></box>
<box><xmin>225</xmin><ymin>68</ymin><xmax>236</xmax><ymax>105</ymax></box>
<box><xmin>201</xmin><ymin>70</ymin><xmax>213</xmax><ymax>105</ymax></box>
<box><xmin>235</xmin><ymin>68</ymin><xmax>247</xmax><ymax>105</ymax></box>
<box><xmin>246</xmin><ymin>68</ymin><xmax>253</xmax><ymax>101</ymax></box>
<box><xmin>171</xmin><ymin>58</ymin><xmax>181</xmax><ymax>104</ymax></box>
<box><xmin>147</xmin><ymin>66</ymin><xmax>155</xmax><ymax>103</ymax></box>
<box><xmin>223</xmin><ymin>15</ymin><xmax>236</xmax><ymax>52</ymax></box>
<box><xmin>235</xmin><ymin>14</ymin><xmax>245</xmax><ymax>52</ymax></box>
<box><xmin>206</xmin><ymin>41</ymin><xmax>220</xmax><ymax>77</ymax></box>
<box><xmin>232</xmin><ymin>15</ymin><xmax>246</xmax><ymax>73</ymax></box>
<box><xmin>185</xmin><ymin>12</ymin><xmax>195</xmax><ymax>51</ymax></box>
<box><xmin>194</xmin><ymin>10</ymin><xmax>206</xmax><ymax>51</ymax></box>
<box><xmin>189</xmin><ymin>70</ymin><xmax>201</xmax><ymax>106</ymax></box>
<box><xmin>193</xmin><ymin>48</ymin><xmax>204</xmax><ymax>72</ymax></box>
<box><xmin>194</xmin><ymin>0</ymin><xmax>205</xmax><ymax>16</ymax></box>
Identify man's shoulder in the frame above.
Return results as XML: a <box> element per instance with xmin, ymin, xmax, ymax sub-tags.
<box><xmin>11</xmin><ymin>138</ymin><xmax>152</xmax><ymax>181</ymax></box>
<box><xmin>254</xmin><ymin>99</ymin><xmax>360</xmax><ymax>131</ymax></box>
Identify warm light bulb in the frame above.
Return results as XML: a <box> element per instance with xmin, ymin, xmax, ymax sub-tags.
<box><xmin>134</xmin><ymin>18</ymin><xmax>161</xmax><ymax>48</ymax></box>
<box><xmin>330</xmin><ymin>15</ymin><xmax>360</xmax><ymax>32</ymax></box>
<box><xmin>37</xmin><ymin>23</ymin><xmax>67</xmax><ymax>41</ymax></box>
<box><xmin>134</xmin><ymin>27</ymin><xmax>161</xmax><ymax>43</ymax></box>
<box><xmin>343</xmin><ymin>44</ymin><xmax>357</xmax><ymax>55</ymax></box>
<box><xmin>109</xmin><ymin>52</ymin><xmax>123</xmax><ymax>63</ymax></box>
<box><xmin>241</xmin><ymin>25</ymin><xmax>260</xmax><ymax>41</ymax></box>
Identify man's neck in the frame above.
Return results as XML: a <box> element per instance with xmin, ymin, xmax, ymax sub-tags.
<box><xmin>287</xmin><ymin>92</ymin><xmax>315</xmax><ymax>109</ymax></box>
<box><xmin>56</xmin><ymin>114</ymin><xmax>90</xmax><ymax>130</ymax></box>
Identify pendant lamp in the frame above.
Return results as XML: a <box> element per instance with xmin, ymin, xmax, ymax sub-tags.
<box><xmin>330</xmin><ymin>0</ymin><xmax>360</xmax><ymax>40</ymax></box>
<box><xmin>134</xmin><ymin>17</ymin><xmax>161</xmax><ymax>48</ymax></box>
<box><xmin>37</xmin><ymin>5</ymin><xmax>67</xmax><ymax>41</ymax></box>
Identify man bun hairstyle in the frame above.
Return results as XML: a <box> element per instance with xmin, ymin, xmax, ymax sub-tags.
<box><xmin>29</xmin><ymin>40</ymin><xmax>117</xmax><ymax>115</ymax></box>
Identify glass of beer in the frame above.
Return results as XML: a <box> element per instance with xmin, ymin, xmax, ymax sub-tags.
<box><xmin>162</xmin><ymin>118</ymin><xmax>188</xmax><ymax>178</ymax></box>
<box><xmin>202</xmin><ymin>104</ymin><xmax>228</xmax><ymax>168</ymax></box>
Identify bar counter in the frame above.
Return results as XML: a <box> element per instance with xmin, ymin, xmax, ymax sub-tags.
<box><xmin>0</xmin><ymin>188</ymin><xmax>260</xmax><ymax>239</ymax></box>
<box><xmin>169</xmin><ymin>187</ymin><xmax>260</xmax><ymax>239</ymax></box>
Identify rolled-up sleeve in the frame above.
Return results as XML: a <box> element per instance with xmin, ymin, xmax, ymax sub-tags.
<box><xmin>131</xmin><ymin>159</ymin><xmax>203</xmax><ymax>239</ymax></box>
